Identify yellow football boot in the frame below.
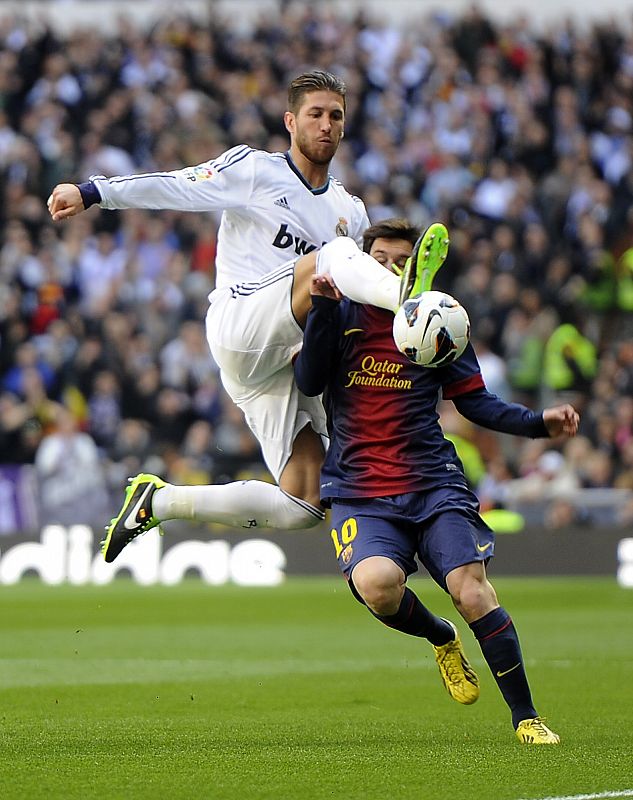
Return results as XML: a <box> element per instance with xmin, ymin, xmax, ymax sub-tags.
<box><xmin>432</xmin><ymin>620</ymin><xmax>480</xmax><ymax>705</ymax></box>
<box><xmin>398</xmin><ymin>222</ymin><xmax>450</xmax><ymax>306</ymax></box>
<box><xmin>515</xmin><ymin>717</ymin><xmax>561</xmax><ymax>744</ymax></box>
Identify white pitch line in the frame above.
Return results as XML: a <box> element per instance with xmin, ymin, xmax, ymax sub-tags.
<box><xmin>519</xmin><ymin>791</ymin><xmax>633</xmax><ymax>800</ymax></box>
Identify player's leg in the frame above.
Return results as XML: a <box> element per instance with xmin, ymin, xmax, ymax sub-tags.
<box><xmin>292</xmin><ymin>246</ymin><xmax>395</xmax><ymax>325</ymax></box>
<box><xmin>314</xmin><ymin>224</ymin><xmax>449</xmax><ymax>314</ymax></box>
<box><xmin>421</xmin><ymin>495</ymin><xmax>559</xmax><ymax>743</ymax></box>
<box><xmin>329</xmin><ymin>498</ymin><xmax>476</xmax><ymax>704</ymax></box>
<box><xmin>276</xmin><ymin>421</ymin><xmax>324</xmax><ymax>508</ymax></box>
<box><xmin>291</xmin><ymin>251</ymin><xmax>319</xmax><ymax>327</ymax></box>
<box><xmin>104</xmin><ymin>363</ymin><xmax>326</xmax><ymax>552</ymax></box>
<box><xmin>102</xmin><ymin>271</ymin><xmax>325</xmax><ymax>562</ymax></box>
<box><xmin>314</xmin><ymin>236</ymin><xmax>401</xmax><ymax>312</ymax></box>
<box><xmin>205</xmin><ymin>266</ymin><xmax>326</xmax><ymax>520</ymax></box>
<box><xmin>151</xmin><ymin>416</ymin><xmax>324</xmax><ymax>528</ymax></box>
<box><xmin>103</xmin><ymin>405</ymin><xmax>325</xmax><ymax>563</ymax></box>
<box><xmin>447</xmin><ymin>561</ymin><xmax>559</xmax><ymax>744</ymax></box>
<box><xmin>351</xmin><ymin>555</ymin><xmax>456</xmax><ymax>645</ymax></box>
<box><xmin>350</xmin><ymin>556</ymin><xmax>406</xmax><ymax>615</ymax></box>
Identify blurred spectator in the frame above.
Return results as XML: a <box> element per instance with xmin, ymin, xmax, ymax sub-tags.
<box><xmin>75</xmin><ymin>227</ymin><xmax>127</xmax><ymax>318</ymax></box>
<box><xmin>0</xmin><ymin>390</ymin><xmax>46</xmax><ymax>464</ymax></box>
<box><xmin>213</xmin><ymin>397</ymin><xmax>261</xmax><ymax>477</ymax></box>
<box><xmin>504</xmin><ymin>450</ymin><xmax>581</xmax><ymax>505</ymax></box>
<box><xmin>471</xmin><ymin>159</ymin><xmax>518</xmax><ymax>221</ymax></box>
<box><xmin>159</xmin><ymin>320</ymin><xmax>218</xmax><ymax>391</ymax></box>
<box><xmin>168</xmin><ymin>419</ymin><xmax>217</xmax><ymax>484</ymax></box>
<box><xmin>107</xmin><ymin>418</ymin><xmax>153</xmax><ymax>483</ymax></box>
<box><xmin>471</xmin><ymin>335</ymin><xmax>511</xmax><ymax>400</ymax></box>
<box><xmin>544</xmin><ymin>498</ymin><xmax>588</xmax><ymax>530</ymax></box>
<box><xmin>2</xmin><ymin>341</ymin><xmax>55</xmax><ymax>397</ymax></box>
<box><xmin>34</xmin><ymin>406</ymin><xmax>109</xmax><ymax>526</ymax></box>
<box><xmin>542</xmin><ymin>322</ymin><xmax>597</xmax><ymax>403</ymax></box>
<box><xmin>87</xmin><ymin>370</ymin><xmax>122</xmax><ymax>450</ymax></box>
<box><xmin>582</xmin><ymin>449</ymin><xmax>614</xmax><ymax>489</ymax></box>
<box><xmin>477</xmin><ymin>455</ymin><xmax>514</xmax><ymax>512</ymax></box>
<box><xmin>153</xmin><ymin>386</ymin><xmax>193</xmax><ymax>449</ymax></box>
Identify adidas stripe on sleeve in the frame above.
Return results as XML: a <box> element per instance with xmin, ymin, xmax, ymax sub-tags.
<box><xmin>92</xmin><ymin>145</ymin><xmax>256</xmax><ymax>212</ymax></box>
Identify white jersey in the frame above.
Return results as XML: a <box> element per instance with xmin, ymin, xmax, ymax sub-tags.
<box><xmin>92</xmin><ymin>145</ymin><xmax>370</xmax><ymax>288</ymax></box>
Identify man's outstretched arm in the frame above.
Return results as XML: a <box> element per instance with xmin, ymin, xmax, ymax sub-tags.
<box><xmin>48</xmin><ymin>144</ymin><xmax>256</xmax><ymax>221</ymax></box>
<box><xmin>452</xmin><ymin>388</ymin><xmax>579</xmax><ymax>439</ymax></box>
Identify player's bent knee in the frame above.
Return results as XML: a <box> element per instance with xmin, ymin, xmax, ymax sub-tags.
<box><xmin>352</xmin><ymin>557</ymin><xmax>404</xmax><ymax>614</ymax></box>
<box><xmin>449</xmin><ymin>573</ymin><xmax>497</xmax><ymax>619</ymax></box>
<box><xmin>316</xmin><ymin>236</ymin><xmax>359</xmax><ymax>274</ymax></box>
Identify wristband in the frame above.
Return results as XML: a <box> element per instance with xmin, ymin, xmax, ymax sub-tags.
<box><xmin>76</xmin><ymin>181</ymin><xmax>102</xmax><ymax>209</ymax></box>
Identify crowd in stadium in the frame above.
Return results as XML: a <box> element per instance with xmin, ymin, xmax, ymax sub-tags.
<box><xmin>1</xmin><ymin>3</ymin><xmax>632</xmax><ymax>530</ymax></box>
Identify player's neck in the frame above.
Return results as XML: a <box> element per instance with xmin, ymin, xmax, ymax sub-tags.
<box><xmin>287</xmin><ymin>146</ymin><xmax>330</xmax><ymax>189</ymax></box>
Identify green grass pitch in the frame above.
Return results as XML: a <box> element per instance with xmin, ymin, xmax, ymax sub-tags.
<box><xmin>1</xmin><ymin>576</ymin><xmax>632</xmax><ymax>800</ymax></box>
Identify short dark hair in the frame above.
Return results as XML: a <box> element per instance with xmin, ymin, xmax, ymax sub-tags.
<box><xmin>362</xmin><ymin>218</ymin><xmax>421</xmax><ymax>254</ymax></box>
<box><xmin>287</xmin><ymin>70</ymin><xmax>346</xmax><ymax>113</ymax></box>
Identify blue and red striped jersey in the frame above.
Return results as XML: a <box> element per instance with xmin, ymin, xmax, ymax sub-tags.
<box><xmin>294</xmin><ymin>297</ymin><xmax>547</xmax><ymax>503</ymax></box>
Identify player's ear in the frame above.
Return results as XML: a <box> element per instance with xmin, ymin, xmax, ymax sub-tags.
<box><xmin>284</xmin><ymin>111</ymin><xmax>295</xmax><ymax>136</ymax></box>
<box><xmin>340</xmin><ymin>129</ymin><xmax>344</xmax><ymax>139</ymax></box>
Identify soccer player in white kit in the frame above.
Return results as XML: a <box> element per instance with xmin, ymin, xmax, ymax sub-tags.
<box><xmin>48</xmin><ymin>70</ymin><xmax>448</xmax><ymax>562</ymax></box>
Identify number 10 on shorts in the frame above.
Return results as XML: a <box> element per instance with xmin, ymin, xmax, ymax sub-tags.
<box><xmin>330</xmin><ymin>517</ymin><xmax>358</xmax><ymax>562</ymax></box>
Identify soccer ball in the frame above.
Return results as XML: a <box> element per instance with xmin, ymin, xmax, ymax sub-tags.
<box><xmin>393</xmin><ymin>290</ymin><xmax>470</xmax><ymax>367</ymax></box>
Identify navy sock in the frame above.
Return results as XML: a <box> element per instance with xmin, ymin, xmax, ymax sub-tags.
<box><xmin>372</xmin><ymin>587</ymin><xmax>454</xmax><ymax>646</ymax></box>
<box><xmin>469</xmin><ymin>606</ymin><xmax>537</xmax><ymax>728</ymax></box>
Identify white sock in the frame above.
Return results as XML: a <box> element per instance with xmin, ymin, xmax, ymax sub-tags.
<box><xmin>316</xmin><ymin>236</ymin><xmax>399</xmax><ymax>313</ymax></box>
<box><xmin>152</xmin><ymin>480</ymin><xmax>324</xmax><ymax>530</ymax></box>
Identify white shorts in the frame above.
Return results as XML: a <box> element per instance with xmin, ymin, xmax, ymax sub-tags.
<box><xmin>205</xmin><ymin>260</ymin><xmax>328</xmax><ymax>481</ymax></box>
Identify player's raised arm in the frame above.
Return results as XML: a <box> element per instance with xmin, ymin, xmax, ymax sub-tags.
<box><xmin>440</xmin><ymin>344</ymin><xmax>578</xmax><ymax>440</ymax></box>
<box><xmin>47</xmin><ymin>144</ymin><xmax>257</xmax><ymax>222</ymax></box>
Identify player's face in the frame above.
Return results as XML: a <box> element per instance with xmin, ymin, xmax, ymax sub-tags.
<box><xmin>286</xmin><ymin>90</ymin><xmax>345</xmax><ymax>166</ymax></box>
<box><xmin>369</xmin><ymin>237</ymin><xmax>413</xmax><ymax>273</ymax></box>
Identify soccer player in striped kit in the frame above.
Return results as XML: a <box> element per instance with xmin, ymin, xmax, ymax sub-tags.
<box><xmin>293</xmin><ymin>218</ymin><xmax>580</xmax><ymax>744</ymax></box>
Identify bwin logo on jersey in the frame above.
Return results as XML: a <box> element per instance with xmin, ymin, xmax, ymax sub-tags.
<box><xmin>272</xmin><ymin>223</ymin><xmax>318</xmax><ymax>256</ymax></box>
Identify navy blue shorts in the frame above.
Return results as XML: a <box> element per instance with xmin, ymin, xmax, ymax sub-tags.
<box><xmin>328</xmin><ymin>484</ymin><xmax>494</xmax><ymax>592</ymax></box>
